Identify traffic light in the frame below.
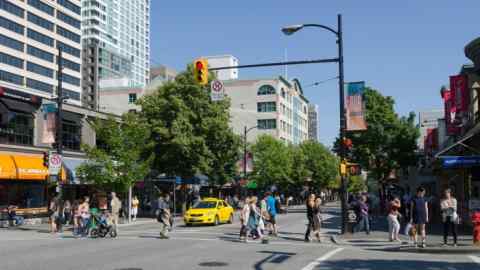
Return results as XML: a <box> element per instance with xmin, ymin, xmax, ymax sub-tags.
<box><xmin>43</xmin><ymin>151</ymin><xmax>49</xmax><ymax>168</ymax></box>
<box><xmin>193</xmin><ymin>59</ymin><xmax>208</xmax><ymax>85</ymax></box>
<box><xmin>340</xmin><ymin>161</ymin><xmax>347</xmax><ymax>176</ymax></box>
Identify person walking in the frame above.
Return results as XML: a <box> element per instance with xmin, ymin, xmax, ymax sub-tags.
<box><xmin>239</xmin><ymin>197</ymin><xmax>250</xmax><ymax>242</ymax></box>
<box><xmin>355</xmin><ymin>195</ymin><xmax>370</xmax><ymax>234</ymax></box>
<box><xmin>410</xmin><ymin>187</ymin><xmax>429</xmax><ymax>248</ymax></box>
<box><xmin>72</xmin><ymin>200</ymin><xmax>80</xmax><ymax>236</ymax></box>
<box><xmin>64</xmin><ymin>200</ymin><xmax>72</xmax><ymax>226</ymax></box>
<box><xmin>157</xmin><ymin>194</ymin><xmax>171</xmax><ymax>239</ymax></box>
<box><xmin>79</xmin><ymin>196</ymin><xmax>91</xmax><ymax>237</ymax></box>
<box><xmin>388</xmin><ymin>197</ymin><xmax>402</xmax><ymax>242</ymax></box>
<box><xmin>246</xmin><ymin>196</ymin><xmax>263</xmax><ymax>242</ymax></box>
<box><xmin>312</xmin><ymin>197</ymin><xmax>323</xmax><ymax>242</ymax></box>
<box><xmin>440</xmin><ymin>189</ymin><xmax>458</xmax><ymax>247</ymax></box>
<box><xmin>7</xmin><ymin>205</ymin><xmax>24</xmax><ymax>227</ymax></box>
<box><xmin>131</xmin><ymin>196</ymin><xmax>139</xmax><ymax>221</ymax></box>
<box><xmin>49</xmin><ymin>196</ymin><xmax>59</xmax><ymax>233</ymax></box>
<box><xmin>305</xmin><ymin>193</ymin><xmax>316</xmax><ymax>242</ymax></box>
<box><xmin>56</xmin><ymin>200</ymin><xmax>65</xmax><ymax>233</ymax></box>
<box><xmin>111</xmin><ymin>192</ymin><xmax>122</xmax><ymax>234</ymax></box>
<box><xmin>266</xmin><ymin>192</ymin><xmax>278</xmax><ymax>236</ymax></box>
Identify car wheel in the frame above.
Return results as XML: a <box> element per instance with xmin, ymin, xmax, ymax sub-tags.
<box><xmin>228</xmin><ymin>214</ymin><xmax>233</xmax><ymax>224</ymax></box>
<box><xmin>214</xmin><ymin>216</ymin><xmax>219</xmax><ymax>226</ymax></box>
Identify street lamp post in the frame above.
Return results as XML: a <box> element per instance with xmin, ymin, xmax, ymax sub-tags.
<box><xmin>243</xmin><ymin>126</ymin><xmax>258</xmax><ymax>180</ymax></box>
<box><xmin>282</xmin><ymin>14</ymin><xmax>348</xmax><ymax>234</ymax></box>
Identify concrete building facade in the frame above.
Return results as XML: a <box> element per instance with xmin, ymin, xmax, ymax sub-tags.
<box><xmin>223</xmin><ymin>76</ymin><xmax>309</xmax><ymax>144</ymax></box>
<box><xmin>0</xmin><ymin>0</ymin><xmax>82</xmax><ymax>106</ymax></box>
<box><xmin>205</xmin><ymin>55</ymin><xmax>238</xmax><ymax>81</ymax></box>
<box><xmin>308</xmin><ymin>104</ymin><xmax>319</xmax><ymax>141</ymax></box>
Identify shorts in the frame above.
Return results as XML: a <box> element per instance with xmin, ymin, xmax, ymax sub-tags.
<box><xmin>269</xmin><ymin>215</ymin><xmax>276</xmax><ymax>225</ymax></box>
<box><xmin>132</xmin><ymin>208</ymin><xmax>138</xmax><ymax>216</ymax></box>
<box><xmin>413</xmin><ymin>212</ymin><xmax>427</xmax><ymax>225</ymax></box>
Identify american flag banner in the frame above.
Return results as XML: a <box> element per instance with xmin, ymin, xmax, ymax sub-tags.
<box><xmin>346</xmin><ymin>81</ymin><xmax>367</xmax><ymax>131</ymax></box>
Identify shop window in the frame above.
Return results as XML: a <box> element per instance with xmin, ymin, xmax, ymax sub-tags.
<box><xmin>0</xmin><ymin>110</ymin><xmax>34</xmax><ymax>146</ymax></box>
<box><xmin>62</xmin><ymin>119</ymin><xmax>81</xmax><ymax>151</ymax></box>
<box><xmin>2</xmin><ymin>181</ymin><xmax>47</xmax><ymax>208</ymax></box>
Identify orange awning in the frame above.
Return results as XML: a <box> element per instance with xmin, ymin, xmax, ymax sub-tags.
<box><xmin>0</xmin><ymin>153</ymin><xmax>66</xmax><ymax>181</ymax></box>
<box><xmin>0</xmin><ymin>155</ymin><xmax>16</xmax><ymax>179</ymax></box>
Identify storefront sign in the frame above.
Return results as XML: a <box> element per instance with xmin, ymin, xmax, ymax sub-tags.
<box><xmin>0</xmin><ymin>87</ymin><xmax>41</xmax><ymax>104</ymax></box>
<box><xmin>442</xmin><ymin>156</ymin><xmax>480</xmax><ymax>168</ymax></box>
<box><xmin>346</xmin><ymin>81</ymin><xmax>367</xmax><ymax>131</ymax></box>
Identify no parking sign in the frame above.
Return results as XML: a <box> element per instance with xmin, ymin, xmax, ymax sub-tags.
<box><xmin>210</xmin><ymin>80</ymin><xmax>224</xmax><ymax>101</ymax></box>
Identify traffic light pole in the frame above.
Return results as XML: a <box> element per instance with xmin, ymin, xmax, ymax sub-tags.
<box><xmin>57</xmin><ymin>49</ymin><xmax>63</xmax><ymax>156</ymax></box>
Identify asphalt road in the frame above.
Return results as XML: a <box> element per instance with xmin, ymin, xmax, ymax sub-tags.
<box><xmin>1</xmin><ymin>204</ymin><xmax>479</xmax><ymax>270</ymax></box>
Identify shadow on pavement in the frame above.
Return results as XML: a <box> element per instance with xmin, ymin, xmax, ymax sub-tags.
<box><xmin>253</xmin><ymin>251</ymin><xmax>297</xmax><ymax>270</ymax></box>
<box><xmin>313</xmin><ymin>259</ymin><xmax>477</xmax><ymax>270</ymax></box>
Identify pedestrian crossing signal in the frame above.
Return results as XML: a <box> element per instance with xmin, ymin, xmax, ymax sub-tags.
<box><xmin>194</xmin><ymin>59</ymin><xmax>208</xmax><ymax>85</ymax></box>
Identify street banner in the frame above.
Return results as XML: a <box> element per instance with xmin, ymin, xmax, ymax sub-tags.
<box><xmin>41</xmin><ymin>103</ymin><xmax>57</xmax><ymax>144</ymax></box>
<box><xmin>346</xmin><ymin>81</ymin><xmax>367</xmax><ymax>131</ymax></box>
<box><xmin>450</xmin><ymin>74</ymin><xmax>469</xmax><ymax>119</ymax></box>
<box><xmin>441</xmin><ymin>89</ymin><xmax>460</xmax><ymax>135</ymax></box>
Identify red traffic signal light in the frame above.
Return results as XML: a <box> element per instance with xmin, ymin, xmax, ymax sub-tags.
<box><xmin>348</xmin><ymin>164</ymin><xmax>361</xmax><ymax>175</ymax></box>
<box><xmin>193</xmin><ymin>59</ymin><xmax>208</xmax><ymax>85</ymax></box>
<box><xmin>43</xmin><ymin>152</ymin><xmax>49</xmax><ymax>168</ymax></box>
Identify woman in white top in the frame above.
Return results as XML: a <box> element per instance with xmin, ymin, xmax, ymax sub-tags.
<box><xmin>440</xmin><ymin>189</ymin><xmax>458</xmax><ymax>246</ymax></box>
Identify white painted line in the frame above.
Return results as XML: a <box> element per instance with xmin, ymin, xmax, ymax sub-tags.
<box><xmin>301</xmin><ymin>247</ymin><xmax>344</xmax><ymax>270</ymax></box>
<box><xmin>469</xmin><ymin>255</ymin><xmax>480</xmax><ymax>265</ymax></box>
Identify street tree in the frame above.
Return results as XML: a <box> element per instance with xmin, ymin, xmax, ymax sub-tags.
<box><xmin>137</xmin><ymin>64</ymin><xmax>240</xmax><ymax>184</ymax></box>
<box><xmin>251</xmin><ymin>135</ymin><xmax>293</xmax><ymax>188</ymax></box>
<box><xmin>300</xmin><ymin>140</ymin><xmax>339</xmax><ymax>189</ymax></box>
<box><xmin>77</xmin><ymin>113</ymin><xmax>153</xmax><ymax>192</ymax></box>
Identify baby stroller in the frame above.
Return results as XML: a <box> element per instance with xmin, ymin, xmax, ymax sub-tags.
<box><xmin>90</xmin><ymin>210</ymin><xmax>117</xmax><ymax>238</ymax></box>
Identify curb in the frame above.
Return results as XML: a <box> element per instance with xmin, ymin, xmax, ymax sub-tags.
<box><xmin>393</xmin><ymin>246</ymin><xmax>480</xmax><ymax>255</ymax></box>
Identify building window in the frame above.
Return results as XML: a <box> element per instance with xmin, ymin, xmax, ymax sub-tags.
<box><xmin>61</xmin><ymin>73</ymin><xmax>80</xmax><ymax>86</ymax></box>
<box><xmin>63</xmin><ymin>89</ymin><xmax>80</xmax><ymax>101</ymax></box>
<box><xmin>57</xmin><ymin>41</ymin><xmax>80</xmax><ymax>58</ymax></box>
<box><xmin>0</xmin><ymin>0</ymin><xmax>24</xmax><ymax>18</ymax></box>
<box><xmin>62</xmin><ymin>119</ymin><xmax>81</xmax><ymax>151</ymax></box>
<box><xmin>0</xmin><ymin>182</ymin><xmax>46</xmax><ymax>209</ymax></box>
<box><xmin>27</xmin><ymin>62</ymin><xmax>54</xmax><ymax>78</ymax></box>
<box><xmin>128</xmin><ymin>93</ymin><xmax>137</xmax><ymax>104</ymax></box>
<box><xmin>0</xmin><ymin>51</ymin><xmax>23</xmax><ymax>69</ymax></box>
<box><xmin>27</xmin><ymin>45</ymin><xmax>54</xmax><ymax>62</ymax></box>
<box><xmin>27</xmin><ymin>28</ymin><xmax>54</xmax><ymax>47</ymax></box>
<box><xmin>58</xmin><ymin>57</ymin><xmax>80</xmax><ymax>72</ymax></box>
<box><xmin>56</xmin><ymin>25</ymin><xmax>80</xmax><ymax>43</ymax></box>
<box><xmin>57</xmin><ymin>11</ymin><xmax>81</xmax><ymax>29</ymax></box>
<box><xmin>27</xmin><ymin>12</ymin><xmax>54</xmax><ymax>31</ymax></box>
<box><xmin>0</xmin><ymin>70</ymin><xmax>23</xmax><ymax>85</ymax></box>
<box><xmin>0</xmin><ymin>33</ymin><xmax>24</xmax><ymax>52</ymax></box>
<box><xmin>57</xmin><ymin>0</ymin><xmax>81</xmax><ymax>15</ymax></box>
<box><xmin>281</xmin><ymin>88</ymin><xmax>286</xmax><ymax>98</ymax></box>
<box><xmin>26</xmin><ymin>78</ymin><xmax>53</xmax><ymax>93</ymax></box>
<box><xmin>28</xmin><ymin>0</ymin><xmax>54</xmax><ymax>16</ymax></box>
<box><xmin>0</xmin><ymin>110</ymin><xmax>34</xmax><ymax>146</ymax></box>
<box><xmin>0</xmin><ymin>15</ymin><xmax>24</xmax><ymax>35</ymax></box>
<box><xmin>257</xmin><ymin>85</ymin><xmax>276</xmax><ymax>95</ymax></box>
<box><xmin>257</xmin><ymin>102</ymin><xmax>276</xmax><ymax>113</ymax></box>
<box><xmin>257</xmin><ymin>119</ymin><xmax>277</xmax><ymax>130</ymax></box>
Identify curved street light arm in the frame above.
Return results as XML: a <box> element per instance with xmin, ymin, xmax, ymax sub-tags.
<box><xmin>302</xmin><ymin>24</ymin><xmax>339</xmax><ymax>36</ymax></box>
<box><xmin>246</xmin><ymin>125</ymin><xmax>259</xmax><ymax>134</ymax></box>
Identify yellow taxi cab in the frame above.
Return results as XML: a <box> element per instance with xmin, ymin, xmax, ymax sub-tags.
<box><xmin>184</xmin><ymin>198</ymin><xmax>234</xmax><ymax>226</ymax></box>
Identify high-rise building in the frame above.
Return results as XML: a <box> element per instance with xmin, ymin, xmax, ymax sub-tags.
<box><xmin>308</xmin><ymin>104</ymin><xmax>319</xmax><ymax>141</ymax></box>
<box><xmin>418</xmin><ymin>109</ymin><xmax>444</xmax><ymax>151</ymax></box>
<box><xmin>223</xmin><ymin>76</ymin><xmax>309</xmax><ymax>144</ymax></box>
<box><xmin>204</xmin><ymin>55</ymin><xmax>238</xmax><ymax>81</ymax></box>
<box><xmin>82</xmin><ymin>0</ymin><xmax>150</xmax><ymax>109</ymax></box>
<box><xmin>0</xmin><ymin>0</ymin><xmax>82</xmax><ymax>105</ymax></box>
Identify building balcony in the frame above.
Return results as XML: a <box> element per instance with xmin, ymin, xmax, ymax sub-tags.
<box><xmin>465</xmin><ymin>37</ymin><xmax>480</xmax><ymax>72</ymax></box>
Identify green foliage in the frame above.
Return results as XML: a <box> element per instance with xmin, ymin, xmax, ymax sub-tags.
<box><xmin>251</xmin><ymin>136</ymin><xmax>339</xmax><ymax>190</ymax></box>
<box><xmin>251</xmin><ymin>135</ymin><xmax>293</xmax><ymax>188</ymax></box>
<box><xmin>300</xmin><ymin>140</ymin><xmax>339</xmax><ymax>188</ymax></box>
<box><xmin>335</xmin><ymin>87</ymin><xmax>419</xmax><ymax>183</ymax></box>
<box><xmin>348</xmin><ymin>175</ymin><xmax>366</xmax><ymax>193</ymax></box>
<box><xmin>138</xmin><ymin>64</ymin><xmax>241</xmax><ymax>183</ymax></box>
<box><xmin>77</xmin><ymin>113</ymin><xmax>153</xmax><ymax>192</ymax></box>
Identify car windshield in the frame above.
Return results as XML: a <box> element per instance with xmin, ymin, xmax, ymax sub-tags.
<box><xmin>192</xmin><ymin>201</ymin><xmax>217</xmax><ymax>209</ymax></box>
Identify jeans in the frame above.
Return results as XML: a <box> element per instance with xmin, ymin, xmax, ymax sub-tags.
<box><xmin>305</xmin><ymin>217</ymin><xmax>314</xmax><ymax>240</ymax></box>
<box><xmin>355</xmin><ymin>215</ymin><xmax>370</xmax><ymax>234</ymax></box>
<box><xmin>387</xmin><ymin>214</ymin><xmax>400</xmax><ymax>240</ymax></box>
<box><xmin>10</xmin><ymin>216</ymin><xmax>24</xmax><ymax>226</ymax></box>
<box><xmin>443</xmin><ymin>216</ymin><xmax>458</xmax><ymax>244</ymax></box>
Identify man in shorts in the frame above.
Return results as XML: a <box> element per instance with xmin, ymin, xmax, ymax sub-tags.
<box><xmin>265</xmin><ymin>192</ymin><xmax>278</xmax><ymax>236</ymax></box>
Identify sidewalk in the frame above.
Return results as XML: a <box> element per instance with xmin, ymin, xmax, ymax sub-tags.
<box><xmin>336</xmin><ymin>217</ymin><xmax>479</xmax><ymax>254</ymax></box>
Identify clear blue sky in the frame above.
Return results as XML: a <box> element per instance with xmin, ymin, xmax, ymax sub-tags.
<box><xmin>150</xmin><ymin>0</ymin><xmax>479</xmax><ymax>147</ymax></box>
